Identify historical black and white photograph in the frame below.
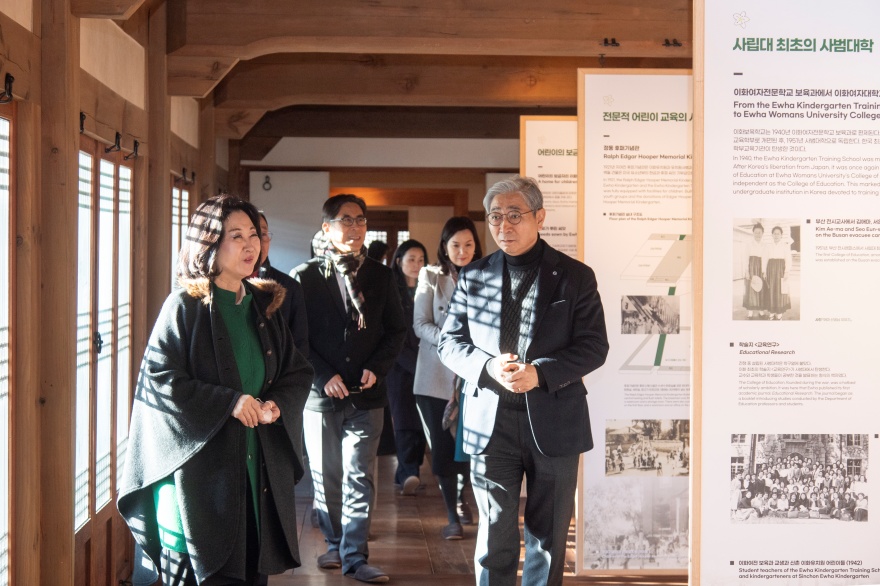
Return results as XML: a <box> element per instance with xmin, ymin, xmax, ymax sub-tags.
<box><xmin>584</xmin><ymin>478</ymin><xmax>689</xmax><ymax>571</ymax></box>
<box><xmin>605</xmin><ymin>419</ymin><xmax>690</xmax><ymax>477</ymax></box>
<box><xmin>732</xmin><ymin>218</ymin><xmax>801</xmax><ymax>321</ymax></box>
<box><xmin>621</xmin><ymin>295</ymin><xmax>681</xmax><ymax>335</ymax></box>
<box><xmin>729</xmin><ymin>434</ymin><xmax>869</xmax><ymax>523</ymax></box>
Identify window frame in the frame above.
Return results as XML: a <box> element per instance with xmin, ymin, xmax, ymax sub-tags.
<box><xmin>73</xmin><ymin>134</ymin><xmax>135</xmax><ymax>565</ymax></box>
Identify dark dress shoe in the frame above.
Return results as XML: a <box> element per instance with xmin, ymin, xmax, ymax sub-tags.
<box><xmin>317</xmin><ymin>550</ymin><xmax>342</xmax><ymax>569</ymax></box>
<box><xmin>346</xmin><ymin>563</ymin><xmax>390</xmax><ymax>583</ymax></box>
<box><xmin>442</xmin><ymin>522</ymin><xmax>463</xmax><ymax>540</ymax></box>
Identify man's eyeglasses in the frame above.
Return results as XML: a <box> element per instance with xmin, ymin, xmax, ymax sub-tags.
<box><xmin>329</xmin><ymin>216</ymin><xmax>368</xmax><ymax>227</ymax></box>
<box><xmin>486</xmin><ymin>209</ymin><xmax>537</xmax><ymax>226</ymax></box>
<box><xmin>261</xmin><ymin>232</ymin><xmax>274</xmax><ymax>241</ymax></box>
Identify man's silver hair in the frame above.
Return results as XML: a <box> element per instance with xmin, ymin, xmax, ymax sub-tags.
<box><xmin>483</xmin><ymin>175</ymin><xmax>544</xmax><ymax>212</ymax></box>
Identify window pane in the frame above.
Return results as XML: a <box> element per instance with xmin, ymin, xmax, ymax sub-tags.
<box><xmin>181</xmin><ymin>189</ymin><xmax>189</xmax><ymax>233</ymax></box>
<box><xmin>397</xmin><ymin>230</ymin><xmax>410</xmax><ymax>243</ymax></box>
<box><xmin>0</xmin><ymin>116</ymin><xmax>11</xmax><ymax>586</ymax></box>
<box><xmin>95</xmin><ymin>160</ymin><xmax>116</xmax><ymax>509</ymax></box>
<box><xmin>75</xmin><ymin>152</ymin><xmax>93</xmax><ymax>529</ymax></box>
<box><xmin>365</xmin><ymin>231</ymin><xmax>387</xmax><ymax>248</ymax></box>
<box><xmin>171</xmin><ymin>187</ymin><xmax>180</xmax><ymax>287</ymax></box>
<box><xmin>116</xmin><ymin>167</ymin><xmax>132</xmax><ymax>488</ymax></box>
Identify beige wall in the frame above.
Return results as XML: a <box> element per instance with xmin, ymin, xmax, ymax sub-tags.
<box><xmin>1</xmin><ymin>0</ymin><xmax>32</xmax><ymax>31</ymax></box>
<box><xmin>409</xmin><ymin>206</ymin><xmax>454</xmax><ymax>262</ymax></box>
<box><xmin>216</xmin><ymin>138</ymin><xmax>229</xmax><ymax>170</ymax></box>
<box><xmin>80</xmin><ymin>18</ymin><xmax>145</xmax><ymax>109</ymax></box>
<box><xmin>171</xmin><ymin>97</ymin><xmax>199</xmax><ymax>147</ymax></box>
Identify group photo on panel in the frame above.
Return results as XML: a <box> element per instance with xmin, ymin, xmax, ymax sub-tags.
<box><xmin>729</xmin><ymin>434</ymin><xmax>868</xmax><ymax>524</ymax></box>
<box><xmin>118</xmin><ymin>175</ymin><xmax>609</xmax><ymax>586</ymax></box>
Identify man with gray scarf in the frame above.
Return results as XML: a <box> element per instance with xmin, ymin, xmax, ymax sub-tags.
<box><xmin>293</xmin><ymin>194</ymin><xmax>406</xmax><ymax>583</ymax></box>
<box><xmin>439</xmin><ymin>176</ymin><xmax>609</xmax><ymax>586</ymax></box>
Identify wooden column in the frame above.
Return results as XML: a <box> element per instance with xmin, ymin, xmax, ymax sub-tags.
<box><xmin>146</xmin><ymin>2</ymin><xmax>171</xmax><ymax>325</ymax></box>
<box><xmin>197</xmin><ymin>96</ymin><xmax>216</xmax><ymax>203</ymax></box>
<box><xmin>14</xmin><ymin>98</ymin><xmax>41</xmax><ymax>586</ymax></box>
<box><xmin>40</xmin><ymin>0</ymin><xmax>79</xmax><ymax>583</ymax></box>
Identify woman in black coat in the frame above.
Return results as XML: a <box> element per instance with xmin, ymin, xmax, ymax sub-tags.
<box><xmin>118</xmin><ymin>195</ymin><xmax>313</xmax><ymax>586</ymax></box>
<box><xmin>385</xmin><ymin>239</ymin><xmax>429</xmax><ymax>495</ymax></box>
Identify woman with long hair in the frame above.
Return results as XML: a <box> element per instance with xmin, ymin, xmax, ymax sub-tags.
<box><xmin>386</xmin><ymin>239</ymin><xmax>430</xmax><ymax>494</ymax></box>
<box><xmin>118</xmin><ymin>195</ymin><xmax>313</xmax><ymax>585</ymax></box>
<box><xmin>412</xmin><ymin>217</ymin><xmax>483</xmax><ymax>539</ymax></box>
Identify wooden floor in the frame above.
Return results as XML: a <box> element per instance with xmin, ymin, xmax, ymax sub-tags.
<box><xmin>269</xmin><ymin>455</ymin><xmax>687</xmax><ymax>586</ymax></box>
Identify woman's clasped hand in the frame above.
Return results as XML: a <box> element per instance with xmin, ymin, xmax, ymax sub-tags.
<box><xmin>232</xmin><ymin>395</ymin><xmax>281</xmax><ymax>427</ymax></box>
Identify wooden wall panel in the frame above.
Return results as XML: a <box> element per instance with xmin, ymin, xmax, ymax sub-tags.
<box><xmin>79</xmin><ymin>70</ymin><xmax>147</xmax><ymax>154</ymax></box>
<box><xmin>170</xmin><ymin>132</ymin><xmax>198</xmax><ymax>183</ymax></box>
<box><xmin>0</xmin><ymin>10</ymin><xmax>42</xmax><ymax>104</ymax></box>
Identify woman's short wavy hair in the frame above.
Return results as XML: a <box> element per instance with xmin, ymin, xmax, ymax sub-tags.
<box><xmin>176</xmin><ymin>194</ymin><xmax>262</xmax><ymax>281</ymax></box>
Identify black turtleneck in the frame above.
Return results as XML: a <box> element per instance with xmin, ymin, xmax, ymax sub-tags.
<box><xmin>504</xmin><ymin>238</ymin><xmax>545</xmax><ymax>269</ymax></box>
<box><xmin>496</xmin><ymin>238</ymin><xmax>546</xmax><ymax>409</ymax></box>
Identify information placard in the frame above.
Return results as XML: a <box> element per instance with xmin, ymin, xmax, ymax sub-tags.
<box><xmin>520</xmin><ymin>116</ymin><xmax>579</xmax><ymax>258</ymax></box>
<box><xmin>700</xmin><ymin>2</ymin><xmax>880</xmax><ymax>584</ymax></box>
<box><xmin>580</xmin><ymin>69</ymin><xmax>693</xmax><ymax>575</ymax></box>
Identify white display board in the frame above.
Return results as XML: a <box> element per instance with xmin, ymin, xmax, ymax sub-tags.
<box><xmin>520</xmin><ymin>116</ymin><xmax>580</xmax><ymax>258</ymax></box>
<box><xmin>580</xmin><ymin>69</ymin><xmax>693</xmax><ymax>575</ymax></box>
<box><xmin>700</xmin><ymin>2</ymin><xmax>880</xmax><ymax>584</ymax></box>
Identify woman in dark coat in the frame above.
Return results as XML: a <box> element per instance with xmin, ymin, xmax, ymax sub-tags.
<box><xmin>385</xmin><ymin>239</ymin><xmax>429</xmax><ymax>495</ymax></box>
<box><xmin>118</xmin><ymin>195</ymin><xmax>313</xmax><ymax>586</ymax></box>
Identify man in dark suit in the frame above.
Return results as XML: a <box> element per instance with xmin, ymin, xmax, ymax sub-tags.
<box><xmin>293</xmin><ymin>194</ymin><xmax>406</xmax><ymax>584</ymax></box>
<box><xmin>256</xmin><ymin>212</ymin><xmax>309</xmax><ymax>358</ymax></box>
<box><xmin>439</xmin><ymin>176</ymin><xmax>609</xmax><ymax>586</ymax></box>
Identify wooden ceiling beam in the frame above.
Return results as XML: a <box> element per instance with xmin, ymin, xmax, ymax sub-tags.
<box><xmin>247</xmin><ymin>106</ymin><xmax>577</xmax><ymax>140</ymax></box>
<box><xmin>72</xmin><ymin>0</ymin><xmax>147</xmax><ymax>19</ymax></box>
<box><xmin>167</xmin><ymin>55</ymin><xmax>239</xmax><ymax>97</ymax></box>
<box><xmin>213</xmin><ymin>54</ymin><xmax>690</xmax><ymax>138</ymax></box>
<box><xmin>166</xmin><ymin>0</ymin><xmax>691</xmax><ymax>96</ymax></box>
<box><xmin>168</xmin><ymin>0</ymin><xmax>691</xmax><ymax>58</ymax></box>
<box><xmin>239</xmin><ymin>106</ymin><xmax>577</xmax><ymax>160</ymax></box>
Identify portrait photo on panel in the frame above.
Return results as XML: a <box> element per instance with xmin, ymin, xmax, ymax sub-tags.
<box><xmin>605</xmin><ymin>419</ymin><xmax>690</xmax><ymax>477</ymax></box>
<box><xmin>733</xmin><ymin>218</ymin><xmax>801</xmax><ymax>321</ymax></box>
<box><xmin>729</xmin><ymin>433</ymin><xmax>868</xmax><ymax>523</ymax></box>
<box><xmin>621</xmin><ymin>295</ymin><xmax>681</xmax><ymax>335</ymax></box>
